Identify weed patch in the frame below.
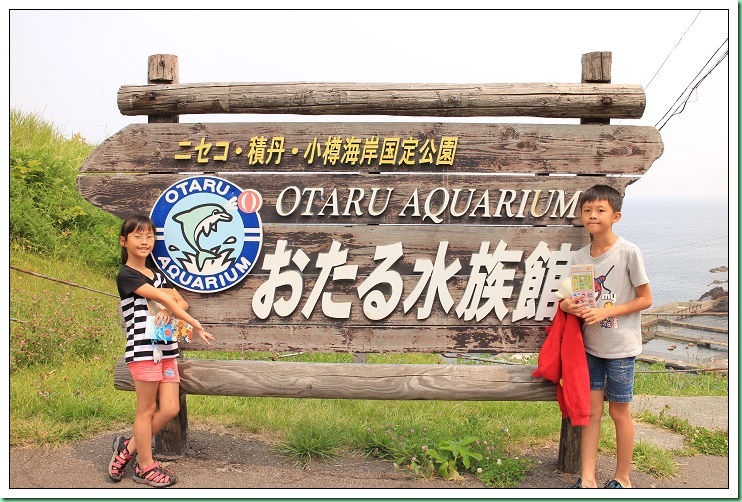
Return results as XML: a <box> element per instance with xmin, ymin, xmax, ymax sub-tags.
<box><xmin>633</xmin><ymin>441</ymin><xmax>677</xmax><ymax>478</ymax></box>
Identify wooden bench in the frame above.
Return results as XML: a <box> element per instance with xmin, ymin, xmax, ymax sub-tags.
<box><xmin>78</xmin><ymin>52</ymin><xmax>663</xmax><ymax>473</ymax></box>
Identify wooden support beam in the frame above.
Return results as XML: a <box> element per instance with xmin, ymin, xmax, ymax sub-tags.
<box><xmin>581</xmin><ymin>51</ymin><xmax>613</xmax><ymax>125</ymax></box>
<box><xmin>147</xmin><ymin>54</ymin><xmax>179</xmax><ymax>124</ymax></box>
<box><xmin>114</xmin><ymin>357</ymin><xmax>557</xmax><ymax>401</ymax></box>
<box><xmin>117</xmin><ymin>81</ymin><xmax>646</xmax><ymax>119</ymax></box>
<box><xmin>146</xmin><ymin>54</ymin><xmax>185</xmax><ymax>458</ymax></box>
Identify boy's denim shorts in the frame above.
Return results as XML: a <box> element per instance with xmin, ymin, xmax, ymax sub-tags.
<box><xmin>585</xmin><ymin>352</ymin><xmax>636</xmax><ymax>403</ymax></box>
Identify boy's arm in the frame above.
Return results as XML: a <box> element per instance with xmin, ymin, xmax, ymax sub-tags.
<box><xmin>580</xmin><ymin>283</ymin><xmax>652</xmax><ymax>326</ymax></box>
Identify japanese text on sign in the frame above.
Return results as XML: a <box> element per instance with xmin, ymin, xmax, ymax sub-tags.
<box><xmin>244</xmin><ymin>239</ymin><xmax>573</xmax><ymax>322</ymax></box>
<box><xmin>174</xmin><ymin>136</ymin><xmax>459</xmax><ymax>167</ymax></box>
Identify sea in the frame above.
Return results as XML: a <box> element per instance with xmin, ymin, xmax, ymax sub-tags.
<box><xmin>617</xmin><ymin>197</ymin><xmax>731</xmax><ymax>308</ymax></box>
<box><xmin>617</xmin><ymin>197</ymin><xmax>732</xmax><ymax>364</ymax></box>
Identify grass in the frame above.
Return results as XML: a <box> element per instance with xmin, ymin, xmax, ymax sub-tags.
<box><xmin>632</xmin><ymin>441</ymin><xmax>677</xmax><ymax>479</ymax></box>
<box><xmin>634</xmin><ymin>362</ymin><xmax>729</xmax><ymax>396</ymax></box>
<box><xmin>635</xmin><ymin>409</ymin><xmax>728</xmax><ymax>457</ymax></box>
<box><xmin>273</xmin><ymin>420</ymin><xmax>342</xmax><ymax>468</ymax></box>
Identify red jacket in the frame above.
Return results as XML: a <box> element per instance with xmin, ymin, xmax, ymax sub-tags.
<box><xmin>532</xmin><ymin>302</ymin><xmax>590</xmax><ymax>426</ymax></box>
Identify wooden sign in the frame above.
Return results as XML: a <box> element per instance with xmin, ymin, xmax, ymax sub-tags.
<box><xmin>78</xmin><ymin>121</ymin><xmax>663</xmax><ymax>353</ymax></box>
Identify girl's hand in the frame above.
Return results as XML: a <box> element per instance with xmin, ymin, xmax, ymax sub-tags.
<box><xmin>156</xmin><ymin>309</ymin><xmax>172</xmax><ymax>326</ymax></box>
<box><xmin>193</xmin><ymin>324</ymin><xmax>215</xmax><ymax>345</ymax></box>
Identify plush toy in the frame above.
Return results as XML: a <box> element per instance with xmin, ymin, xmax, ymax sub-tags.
<box><xmin>554</xmin><ymin>276</ymin><xmax>574</xmax><ymax>300</ymax></box>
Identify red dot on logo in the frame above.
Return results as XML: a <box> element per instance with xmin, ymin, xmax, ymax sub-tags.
<box><xmin>237</xmin><ymin>189</ymin><xmax>263</xmax><ymax>214</ymax></box>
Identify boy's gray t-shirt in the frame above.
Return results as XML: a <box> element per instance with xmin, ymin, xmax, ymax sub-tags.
<box><xmin>570</xmin><ymin>236</ymin><xmax>650</xmax><ymax>358</ymax></box>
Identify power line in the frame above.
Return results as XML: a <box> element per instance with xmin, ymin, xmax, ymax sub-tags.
<box><xmin>642</xmin><ymin>235</ymin><xmax>728</xmax><ymax>259</ymax></box>
<box><xmin>644</xmin><ymin>10</ymin><xmax>702</xmax><ymax>91</ymax></box>
<box><xmin>10</xmin><ymin>265</ymin><xmax>118</xmax><ymax>298</ymax></box>
<box><xmin>654</xmin><ymin>38</ymin><xmax>729</xmax><ymax>131</ymax></box>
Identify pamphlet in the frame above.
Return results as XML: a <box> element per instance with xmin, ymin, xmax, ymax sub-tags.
<box><xmin>571</xmin><ymin>264</ymin><xmax>596</xmax><ymax>307</ymax></box>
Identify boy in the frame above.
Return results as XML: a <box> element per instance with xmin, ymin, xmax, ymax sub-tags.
<box><xmin>561</xmin><ymin>185</ymin><xmax>652</xmax><ymax>489</ymax></box>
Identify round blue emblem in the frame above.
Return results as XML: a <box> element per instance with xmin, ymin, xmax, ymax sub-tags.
<box><xmin>150</xmin><ymin>176</ymin><xmax>263</xmax><ymax>293</ymax></box>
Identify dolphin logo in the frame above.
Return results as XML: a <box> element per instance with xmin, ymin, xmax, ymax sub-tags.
<box><xmin>172</xmin><ymin>204</ymin><xmax>233</xmax><ymax>271</ymax></box>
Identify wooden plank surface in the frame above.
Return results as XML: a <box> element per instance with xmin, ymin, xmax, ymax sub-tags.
<box><xmin>116</xmin><ymin>82</ymin><xmax>646</xmax><ymax>119</ymax></box>
<box><xmin>179</xmin><ymin>323</ymin><xmax>549</xmax><ymax>354</ymax></box>
<box><xmin>78</xmin><ymin>122</ymin><xmax>663</xmax><ymax>175</ymax></box>
<box><xmin>76</xmin><ymin>172</ymin><xmax>635</xmax><ymax>225</ymax></box>
<box><xmin>113</xmin><ymin>357</ymin><xmax>557</xmax><ymax>400</ymax></box>
<box><xmin>108</xmin><ymin>224</ymin><xmax>585</xmax><ymax>353</ymax></box>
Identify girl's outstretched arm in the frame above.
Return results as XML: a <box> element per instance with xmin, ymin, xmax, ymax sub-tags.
<box><xmin>133</xmin><ymin>283</ymin><xmax>215</xmax><ymax>345</ymax></box>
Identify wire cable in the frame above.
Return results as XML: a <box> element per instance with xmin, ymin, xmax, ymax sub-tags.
<box><xmin>10</xmin><ymin>265</ymin><xmax>118</xmax><ymax>298</ymax></box>
<box><xmin>657</xmin><ymin>47</ymin><xmax>728</xmax><ymax>131</ymax></box>
<box><xmin>642</xmin><ymin>236</ymin><xmax>728</xmax><ymax>259</ymax></box>
<box><xmin>645</xmin><ymin>10</ymin><xmax>702</xmax><ymax>91</ymax></box>
<box><xmin>654</xmin><ymin>38</ymin><xmax>729</xmax><ymax>131</ymax></box>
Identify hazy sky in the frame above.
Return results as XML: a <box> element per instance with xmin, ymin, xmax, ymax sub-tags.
<box><xmin>8</xmin><ymin>5</ymin><xmax>737</xmax><ymax>202</ymax></box>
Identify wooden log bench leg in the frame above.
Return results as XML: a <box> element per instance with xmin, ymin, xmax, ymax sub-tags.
<box><xmin>558</xmin><ymin>418</ymin><xmax>581</xmax><ymax>473</ymax></box>
<box><xmin>153</xmin><ymin>392</ymin><xmax>188</xmax><ymax>459</ymax></box>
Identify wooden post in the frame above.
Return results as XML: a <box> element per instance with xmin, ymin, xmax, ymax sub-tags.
<box><xmin>580</xmin><ymin>51</ymin><xmax>612</xmax><ymax>125</ymax></box>
<box><xmin>147</xmin><ymin>54</ymin><xmax>187</xmax><ymax>459</ymax></box>
<box><xmin>557</xmin><ymin>417</ymin><xmax>581</xmax><ymax>473</ymax></box>
<box><xmin>147</xmin><ymin>54</ymin><xmax>179</xmax><ymax>124</ymax></box>
<box><xmin>555</xmin><ymin>51</ymin><xmax>614</xmax><ymax>474</ymax></box>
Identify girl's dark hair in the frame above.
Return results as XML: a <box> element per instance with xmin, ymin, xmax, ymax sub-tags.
<box><xmin>579</xmin><ymin>184</ymin><xmax>623</xmax><ymax>212</ymax></box>
<box><xmin>119</xmin><ymin>215</ymin><xmax>156</xmax><ymax>266</ymax></box>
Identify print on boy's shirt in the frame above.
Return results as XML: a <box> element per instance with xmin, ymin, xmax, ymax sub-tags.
<box><xmin>593</xmin><ymin>265</ymin><xmax>619</xmax><ymax>329</ymax></box>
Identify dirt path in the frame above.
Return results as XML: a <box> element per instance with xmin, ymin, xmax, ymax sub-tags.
<box><xmin>9</xmin><ymin>426</ymin><xmax>731</xmax><ymax>494</ymax></box>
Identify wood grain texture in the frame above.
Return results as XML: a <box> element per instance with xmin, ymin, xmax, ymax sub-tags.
<box><xmin>113</xmin><ymin>356</ymin><xmax>557</xmax><ymax>400</ymax></box>
<box><xmin>177</xmin><ymin>323</ymin><xmax>550</xmax><ymax>354</ymax></box>
<box><xmin>116</xmin><ymin>82</ymin><xmax>645</xmax><ymax>119</ymax></box>
<box><xmin>147</xmin><ymin>54</ymin><xmax>179</xmax><ymax>125</ymax></box>
<box><xmin>79</xmin><ymin>122</ymin><xmax>663</xmax><ymax>175</ymax></box>
<box><xmin>76</xmin><ymin>172</ymin><xmax>635</xmax><ymax>225</ymax></box>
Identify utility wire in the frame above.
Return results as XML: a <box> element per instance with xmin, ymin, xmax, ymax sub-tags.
<box><xmin>613</xmin><ymin>11</ymin><xmax>702</xmax><ymax>126</ymax></box>
<box><xmin>654</xmin><ymin>38</ymin><xmax>729</xmax><ymax>131</ymax></box>
<box><xmin>644</xmin><ymin>10</ymin><xmax>702</xmax><ymax>91</ymax></box>
<box><xmin>641</xmin><ymin>235</ymin><xmax>728</xmax><ymax>258</ymax></box>
<box><xmin>10</xmin><ymin>265</ymin><xmax>118</xmax><ymax>298</ymax></box>
<box><xmin>658</xmin><ymin>46</ymin><xmax>728</xmax><ymax>130</ymax></box>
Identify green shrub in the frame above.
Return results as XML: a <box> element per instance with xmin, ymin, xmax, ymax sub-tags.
<box><xmin>10</xmin><ymin>110</ymin><xmax>121</xmax><ymax>274</ymax></box>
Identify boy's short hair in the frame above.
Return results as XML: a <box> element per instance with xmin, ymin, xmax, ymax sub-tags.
<box><xmin>579</xmin><ymin>185</ymin><xmax>623</xmax><ymax>212</ymax></box>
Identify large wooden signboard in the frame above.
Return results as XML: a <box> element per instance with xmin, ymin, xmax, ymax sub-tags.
<box><xmin>79</xmin><ymin>119</ymin><xmax>662</xmax><ymax>354</ymax></box>
<box><xmin>81</xmin><ymin>52</ymin><xmax>664</xmax><ymax>468</ymax></box>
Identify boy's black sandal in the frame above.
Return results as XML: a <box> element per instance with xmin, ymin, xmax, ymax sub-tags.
<box><xmin>569</xmin><ymin>477</ymin><xmax>582</xmax><ymax>488</ymax></box>
<box><xmin>604</xmin><ymin>479</ymin><xmax>623</xmax><ymax>488</ymax></box>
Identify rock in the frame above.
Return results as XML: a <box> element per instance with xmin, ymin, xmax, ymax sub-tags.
<box><xmin>698</xmin><ymin>286</ymin><xmax>728</xmax><ymax>302</ymax></box>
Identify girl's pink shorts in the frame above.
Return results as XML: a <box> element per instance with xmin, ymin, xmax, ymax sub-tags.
<box><xmin>128</xmin><ymin>358</ymin><xmax>180</xmax><ymax>383</ymax></box>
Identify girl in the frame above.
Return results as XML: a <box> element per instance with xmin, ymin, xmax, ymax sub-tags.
<box><xmin>108</xmin><ymin>215</ymin><xmax>214</xmax><ymax>487</ymax></box>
